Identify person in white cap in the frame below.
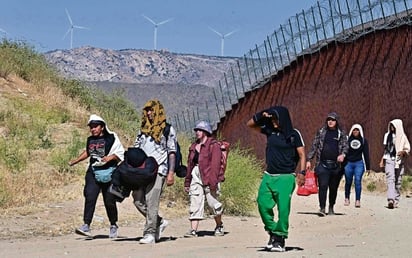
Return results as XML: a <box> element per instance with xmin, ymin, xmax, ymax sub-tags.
<box><xmin>69</xmin><ymin>114</ymin><xmax>124</xmax><ymax>238</ymax></box>
<box><xmin>183</xmin><ymin>120</ymin><xmax>225</xmax><ymax>238</ymax></box>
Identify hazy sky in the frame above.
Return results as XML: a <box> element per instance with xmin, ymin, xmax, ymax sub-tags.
<box><xmin>0</xmin><ymin>0</ymin><xmax>315</xmax><ymax>57</ymax></box>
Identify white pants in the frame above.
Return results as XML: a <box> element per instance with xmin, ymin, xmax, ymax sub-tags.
<box><xmin>188</xmin><ymin>166</ymin><xmax>223</xmax><ymax>220</ymax></box>
<box><xmin>385</xmin><ymin>159</ymin><xmax>404</xmax><ymax>202</ymax></box>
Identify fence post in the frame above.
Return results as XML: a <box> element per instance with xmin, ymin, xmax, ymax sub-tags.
<box><xmin>296</xmin><ymin>13</ymin><xmax>305</xmax><ymax>54</ymax></box>
<box><xmin>280</xmin><ymin>25</ymin><xmax>291</xmax><ymax>64</ymax></box>
<box><xmin>223</xmin><ymin>73</ymin><xmax>232</xmax><ymax>105</ymax></box>
<box><xmin>249</xmin><ymin>49</ymin><xmax>258</xmax><ymax>83</ymax></box>
<box><xmin>236</xmin><ymin>60</ymin><xmax>246</xmax><ymax>93</ymax></box>
<box><xmin>264</xmin><ymin>40</ymin><xmax>272</xmax><ymax>73</ymax></box>
<box><xmin>318</xmin><ymin>1</ymin><xmax>328</xmax><ymax>41</ymax></box>
<box><xmin>243</xmin><ymin>55</ymin><xmax>252</xmax><ymax>86</ymax></box>
<box><xmin>274</xmin><ymin>31</ymin><xmax>284</xmax><ymax>68</ymax></box>
<box><xmin>213</xmin><ymin>88</ymin><xmax>221</xmax><ymax>119</ymax></box>
<box><xmin>230</xmin><ymin>66</ymin><xmax>239</xmax><ymax>100</ymax></box>
<box><xmin>267</xmin><ymin>35</ymin><xmax>278</xmax><ymax>71</ymax></box>
<box><xmin>356</xmin><ymin>0</ymin><xmax>365</xmax><ymax>31</ymax></box>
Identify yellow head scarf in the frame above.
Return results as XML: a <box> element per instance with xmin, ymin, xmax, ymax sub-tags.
<box><xmin>140</xmin><ymin>99</ymin><xmax>167</xmax><ymax>143</ymax></box>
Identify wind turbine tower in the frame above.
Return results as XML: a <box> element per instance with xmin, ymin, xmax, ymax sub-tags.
<box><xmin>209</xmin><ymin>27</ymin><xmax>237</xmax><ymax>57</ymax></box>
<box><xmin>142</xmin><ymin>14</ymin><xmax>173</xmax><ymax>50</ymax></box>
<box><xmin>63</xmin><ymin>8</ymin><xmax>89</xmax><ymax>49</ymax></box>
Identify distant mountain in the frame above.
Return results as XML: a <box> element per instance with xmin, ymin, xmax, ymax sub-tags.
<box><xmin>44</xmin><ymin>46</ymin><xmax>238</xmax><ymax>87</ymax></box>
<box><xmin>44</xmin><ymin>47</ymin><xmax>239</xmax><ymax>124</ymax></box>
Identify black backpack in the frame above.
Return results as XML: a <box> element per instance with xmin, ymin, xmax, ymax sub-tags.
<box><xmin>163</xmin><ymin>123</ymin><xmax>187</xmax><ymax>178</ymax></box>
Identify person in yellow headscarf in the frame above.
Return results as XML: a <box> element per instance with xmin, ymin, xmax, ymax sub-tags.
<box><xmin>132</xmin><ymin>99</ymin><xmax>177</xmax><ymax>244</ymax></box>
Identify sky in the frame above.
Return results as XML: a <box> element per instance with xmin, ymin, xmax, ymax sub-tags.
<box><xmin>0</xmin><ymin>0</ymin><xmax>315</xmax><ymax>57</ymax></box>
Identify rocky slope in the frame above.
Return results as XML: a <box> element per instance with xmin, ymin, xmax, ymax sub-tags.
<box><xmin>44</xmin><ymin>46</ymin><xmax>238</xmax><ymax>87</ymax></box>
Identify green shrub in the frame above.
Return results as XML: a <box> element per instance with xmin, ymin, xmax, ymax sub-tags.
<box><xmin>367</xmin><ymin>181</ymin><xmax>377</xmax><ymax>192</ymax></box>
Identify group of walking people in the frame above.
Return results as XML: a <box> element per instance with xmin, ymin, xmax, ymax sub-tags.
<box><xmin>69</xmin><ymin>99</ymin><xmax>225</xmax><ymax>243</ymax></box>
<box><xmin>247</xmin><ymin>106</ymin><xmax>410</xmax><ymax>252</ymax></box>
<box><xmin>69</xmin><ymin>100</ymin><xmax>410</xmax><ymax>253</ymax></box>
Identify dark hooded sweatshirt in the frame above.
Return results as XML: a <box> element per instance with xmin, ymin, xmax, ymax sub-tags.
<box><xmin>253</xmin><ymin>106</ymin><xmax>304</xmax><ymax>174</ymax></box>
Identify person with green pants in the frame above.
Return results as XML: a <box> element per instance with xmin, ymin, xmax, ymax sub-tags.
<box><xmin>247</xmin><ymin>106</ymin><xmax>305</xmax><ymax>252</ymax></box>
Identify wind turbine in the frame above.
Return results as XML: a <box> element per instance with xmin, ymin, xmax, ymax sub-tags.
<box><xmin>142</xmin><ymin>14</ymin><xmax>173</xmax><ymax>50</ymax></box>
<box><xmin>208</xmin><ymin>27</ymin><xmax>238</xmax><ymax>56</ymax></box>
<box><xmin>63</xmin><ymin>8</ymin><xmax>89</xmax><ymax>49</ymax></box>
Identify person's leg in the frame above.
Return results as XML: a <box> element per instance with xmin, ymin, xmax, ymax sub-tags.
<box><xmin>394</xmin><ymin>165</ymin><xmax>404</xmax><ymax>204</ymax></box>
<box><xmin>315</xmin><ymin>165</ymin><xmax>330</xmax><ymax>211</ymax></box>
<box><xmin>143</xmin><ymin>174</ymin><xmax>166</xmax><ymax>236</ymax></box>
<box><xmin>257</xmin><ymin>173</ymin><xmax>276</xmax><ymax>232</ymax></box>
<box><xmin>328</xmin><ymin>168</ymin><xmax>343</xmax><ymax>211</ymax></box>
<box><xmin>273</xmin><ymin>174</ymin><xmax>295</xmax><ymax>238</ymax></box>
<box><xmin>101</xmin><ymin>183</ymin><xmax>118</xmax><ymax>225</ymax></box>
<box><xmin>83</xmin><ymin>169</ymin><xmax>101</xmax><ymax>225</ymax></box>
<box><xmin>205</xmin><ymin>186</ymin><xmax>224</xmax><ymax>236</ymax></box>
<box><xmin>344</xmin><ymin>162</ymin><xmax>355</xmax><ymax>201</ymax></box>
<box><xmin>353</xmin><ymin>160</ymin><xmax>365</xmax><ymax>202</ymax></box>
<box><xmin>385</xmin><ymin>159</ymin><xmax>396</xmax><ymax>202</ymax></box>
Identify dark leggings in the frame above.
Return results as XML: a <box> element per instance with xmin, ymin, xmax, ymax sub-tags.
<box><xmin>83</xmin><ymin>168</ymin><xmax>118</xmax><ymax>225</ymax></box>
<box><xmin>315</xmin><ymin>164</ymin><xmax>343</xmax><ymax>209</ymax></box>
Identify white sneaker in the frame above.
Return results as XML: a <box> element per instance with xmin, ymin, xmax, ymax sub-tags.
<box><xmin>109</xmin><ymin>225</ymin><xmax>118</xmax><ymax>238</ymax></box>
<box><xmin>155</xmin><ymin>219</ymin><xmax>169</xmax><ymax>241</ymax></box>
<box><xmin>139</xmin><ymin>234</ymin><xmax>155</xmax><ymax>244</ymax></box>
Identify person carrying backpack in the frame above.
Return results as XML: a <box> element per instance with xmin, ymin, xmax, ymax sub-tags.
<box><xmin>131</xmin><ymin>99</ymin><xmax>176</xmax><ymax>244</ymax></box>
<box><xmin>184</xmin><ymin>120</ymin><xmax>225</xmax><ymax>238</ymax></box>
<box><xmin>247</xmin><ymin>106</ymin><xmax>306</xmax><ymax>252</ymax></box>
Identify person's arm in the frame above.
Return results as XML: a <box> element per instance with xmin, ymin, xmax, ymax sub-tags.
<box><xmin>69</xmin><ymin>150</ymin><xmax>88</xmax><ymax>166</ymax></box>
<box><xmin>296</xmin><ymin>146</ymin><xmax>306</xmax><ymax>186</ymax></box>
<box><xmin>246</xmin><ymin>110</ymin><xmax>272</xmax><ymax>133</ymax></box>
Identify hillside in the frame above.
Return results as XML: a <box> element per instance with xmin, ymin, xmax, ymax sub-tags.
<box><xmin>44</xmin><ymin>47</ymin><xmax>238</xmax><ymax>122</ymax></box>
<box><xmin>44</xmin><ymin>47</ymin><xmax>238</xmax><ymax>87</ymax></box>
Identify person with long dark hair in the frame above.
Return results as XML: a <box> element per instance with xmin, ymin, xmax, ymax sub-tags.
<box><xmin>344</xmin><ymin>124</ymin><xmax>370</xmax><ymax>208</ymax></box>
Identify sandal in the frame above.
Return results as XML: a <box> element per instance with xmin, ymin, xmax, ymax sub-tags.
<box><xmin>344</xmin><ymin>199</ymin><xmax>350</xmax><ymax>206</ymax></box>
<box><xmin>355</xmin><ymin>200</ymin><xmax>361</xmax><ymax>208</ymax></box>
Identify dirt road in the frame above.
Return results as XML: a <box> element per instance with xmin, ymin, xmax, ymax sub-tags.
<box><xmin>0</xmin><ymin>188</ymin><xmax>411</xmax><ymax>258</ymax></box>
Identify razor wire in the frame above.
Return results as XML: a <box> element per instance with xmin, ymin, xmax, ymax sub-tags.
<box><xmin>173</xmin><ymin>0</ymin><xmax>412</xmax><ymax>132</ymax></box>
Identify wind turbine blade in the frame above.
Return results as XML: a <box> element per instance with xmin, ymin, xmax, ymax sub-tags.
<box><xmin>65</xmin><ymin>8</ymin><xmax>73</xmax><ymax>25</ymax></box>
<box><xmin>73</xmin><ymin>25</ymin><xmax>90</xmax><ymax>30</ymax></box>
<box><xmin>157</xmin><ymin>18</ymin><xmax>174</xmax><ymax>25</ymax></box>
<box><xmin>142</xmin><ymin>14</ymin><xmax>156</xmax><ymax>25</ymax></box>
<box><xmin>208</xmin><ymin>26</ymin><xmax>222</xmax><ymax>37</ymax></box>
<box><xmin>62</xmin><ymin>28</ymin><xmax>71</xmax><ymax>39</ymax></box>
<box><xmin>224</xmin><ymin>29</ymin><xmax>238</xmax><ymax>37</ymax></box>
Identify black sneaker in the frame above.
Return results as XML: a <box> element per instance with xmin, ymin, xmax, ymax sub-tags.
<box><xmin>318</xmin><ymin>208</ymin><xmax>327</xmax><ymax>217</ymax></box>
<box><xmin>266</xmin><ymin>234</ymin><xmax>285</xmax><ymax>252</ymax></box>
<box><xmin>328</xmin><ymin>206</ymin><xmax>335</xmax><ymax>215</ymax></box>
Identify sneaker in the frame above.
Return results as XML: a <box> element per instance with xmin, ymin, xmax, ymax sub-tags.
<box><xmin>214</xmin><ymin>224</ymin><xmax>224</xmax><ymax>236</ymax></box>
<box><xmin>184</xmin><ymin>229</ymin><xmax>198</xmax><ymax>238</ymax></box>
<box><xmin>139</xmin><ymin>234</ymin><xmax>155</xmax><ymax>244</ymax></box>
<box><xmin>109</xmin><ymin>225</ymin><xmax>118</xmax><ymax>238</ymax></box>
<box><xmin>108</xmin><ymin>184</ymin><xmax>125</xmax><ymax>199</ymax></box>
<box><xmin>266</xmin><ymin>234</ymin><xmax>285</xmax><ymax>252</ymax></box>
<box><xmin>355</xmin><ymin>200</ymin><xmax>361</xmax><ymax>208</ymax></box>
<box><xmin>344</xmin><ymin>198</ymin><xmax>350</xmax><ymax>206</ymax></box>
<box><xmin>328</xmin><ymin>206</ymin><xmax>335</xmax><ymax>215</ymax></box>
<box><xmin>75</xmin><ymin>224</ymin><xmax>92</xmax><ymax>237</ymax></box>
<box><xmin>388</xmin><ymin>199</ymin><xmax>394</xmax><ymax>209</ymax></box>
<box><xmin>318</xmin><ymin>208</ymin><xmax>327</xmax><ymax>217</ymax></box>
<box><xmin>155</xmin><ymin>219</ymin><xmax>169</xmax><ymax>241</ymax></box>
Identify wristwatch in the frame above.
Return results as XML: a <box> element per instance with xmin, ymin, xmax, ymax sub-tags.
<box><xmin>298</xmin><ymin>170</ymin><xmax>306</xmax><ymax>176</ymax></box>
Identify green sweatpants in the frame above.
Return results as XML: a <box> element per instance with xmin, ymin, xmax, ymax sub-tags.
<box><xmin>257</xmin><ymin>173</ymin><xmax>295</xmax><ymax>238</ymax></box>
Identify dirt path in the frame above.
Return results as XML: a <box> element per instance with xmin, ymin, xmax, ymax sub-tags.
<box><xmin>0</xmin><ymin>187</ymin><xmax>411</xmax><ymax>258</ymax></box>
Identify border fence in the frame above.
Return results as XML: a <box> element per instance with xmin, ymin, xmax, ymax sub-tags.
<box><xmin>170</xmin><ymin>0</ymin><xmax>412</xmax><ymax>132</ymax></box>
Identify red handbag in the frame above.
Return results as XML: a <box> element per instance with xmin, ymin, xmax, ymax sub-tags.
<box><xmin>297</xmin><ymin>170</ymin><xmax>318</xmax><ymax>196</ymax></box>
